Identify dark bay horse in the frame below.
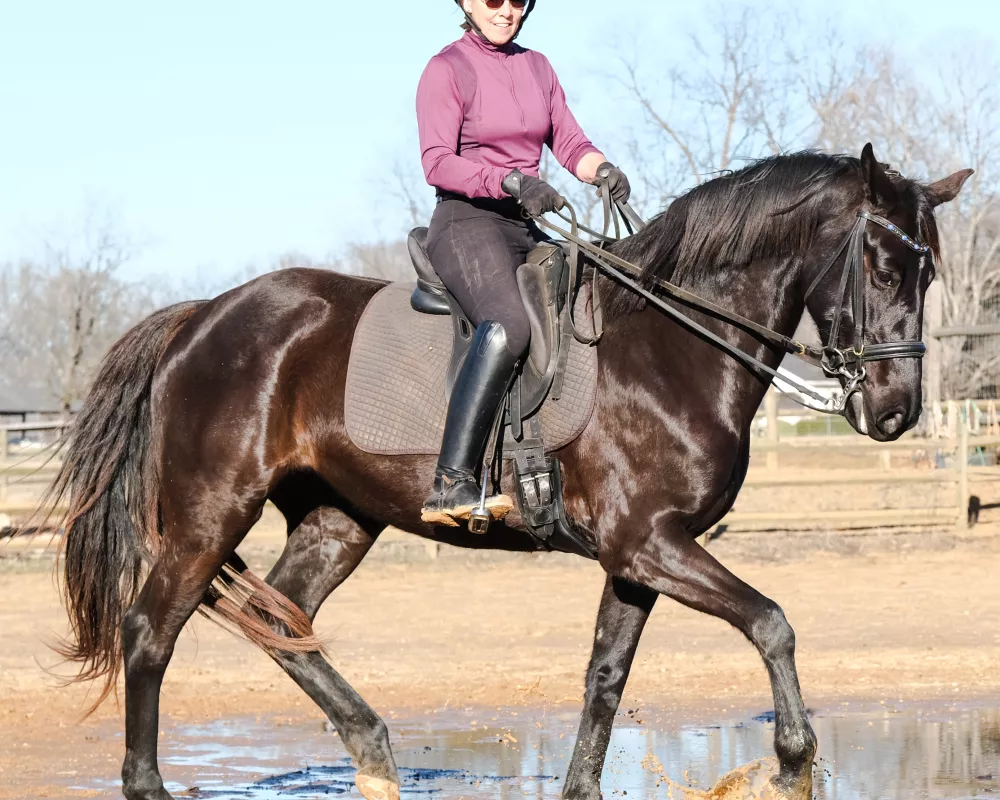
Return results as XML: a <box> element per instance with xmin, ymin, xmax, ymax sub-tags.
<box><xmin>45</xmin><ymin>146</ymin><xmax>970</xmax><ymax>800</ymax></box>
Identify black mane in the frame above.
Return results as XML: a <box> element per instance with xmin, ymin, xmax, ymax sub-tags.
<box><xmin>606</xmin><ymin>151</ymin><xmax>868</xmax><ymax>312</ymax></box>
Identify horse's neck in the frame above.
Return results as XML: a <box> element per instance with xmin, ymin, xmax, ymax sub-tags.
<box><xmin>600</xmin><ymin>254</ymin><xmax>807</xmax><ymax>435</ymax></box>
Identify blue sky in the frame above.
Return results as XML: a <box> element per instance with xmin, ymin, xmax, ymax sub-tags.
<box><xmin>1</xmin><ymin>0</ymin><xmax>996</xmax><ymax>286</ymax></box>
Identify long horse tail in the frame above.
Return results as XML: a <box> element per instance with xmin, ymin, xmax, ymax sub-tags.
<box><xmin>44</xmin><ymin>300</ymin><xmax>323</xmax><ymax>711</ymax></box>
<box><xmin>43</xmin><ymin>301</ymin><xmax>203</xmax><ymax>708</ymax></box>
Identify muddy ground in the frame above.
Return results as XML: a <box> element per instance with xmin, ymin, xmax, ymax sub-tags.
<box><xmin>1</xmin><ymin>515</ymin><xmax>999</xmax><ymax>798</ymax></box>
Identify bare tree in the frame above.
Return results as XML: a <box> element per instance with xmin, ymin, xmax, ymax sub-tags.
<box><xmin>809</xmin><ymin>45</ymin><xmax>1000</xmax><ymax>397</ymax></box>
<box><xmin>0</xmin><ymin>222</ymin><xmax>155</xmax><ymax>411</ymax></box>
<box><xmin>176</xmin><ymin>244</ymin><xmax>411</xmax><ymax>306</ymax></box>
<box><xmin>333</xmin><ymin>240</ymin><xmax>413</xmax><ymax>283</ymax></box>
<box><xmin>614</xmin><ymin>5</ymin><xmax>807</xmax><ymax>214</ymax></box>
<box><xmin>387</xmin><ymin>158</ymin><xmax>437</xmax><ymax>231</ymax></box>
<box><xmin>614</xmin><ymin>5</ymin><xmax>998</xmax><ymax>397</ymax></box>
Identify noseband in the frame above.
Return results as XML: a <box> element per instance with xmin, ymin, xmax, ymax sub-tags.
<box><xmin>803</xmin><ymin>210</ymin><xmax>929</xmax><ymax>403</ymax></box>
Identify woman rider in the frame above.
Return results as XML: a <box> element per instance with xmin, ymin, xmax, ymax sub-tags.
<box><xmin>418</xmin><ymin>0</ymin><xmax>631</xmax><ymax>528</ymax></box>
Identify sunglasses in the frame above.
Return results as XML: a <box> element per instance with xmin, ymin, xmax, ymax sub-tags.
<box><xmin>482</xmin><ymin>0</ymin><xmax>527</xmax><ymax>9</ymax></box>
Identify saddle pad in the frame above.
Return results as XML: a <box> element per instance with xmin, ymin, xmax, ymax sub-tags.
<box><xmin>345</xmin><ymin>282</ymin><xmax>598</xmax><ymax>456</ymax></box>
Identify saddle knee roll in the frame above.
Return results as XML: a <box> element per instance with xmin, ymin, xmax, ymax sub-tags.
<box><xmin>516</xmin><ymin>242</ymin><xmax>566</xmax><ymax>376</ymax></box>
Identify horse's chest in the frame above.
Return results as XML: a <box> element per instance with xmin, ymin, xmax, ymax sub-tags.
<box><xmin>689</xmin><ymin>448</ymin><xmax>750</xmax><ymax>531</ymax></box>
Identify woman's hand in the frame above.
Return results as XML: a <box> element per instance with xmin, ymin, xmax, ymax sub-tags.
<box><xmin>594</xmin><ymin>162</ymin><xmax>631</xmax><ymax>204</ymax></box>
<box><xmin>502</xmin><ymin>170</ymin><xmax>566</xmax><ymax>217</ymax></box>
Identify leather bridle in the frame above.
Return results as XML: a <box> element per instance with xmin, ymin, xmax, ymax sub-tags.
<box><xmin>800</xmin><ymin>209</ymin><xmax>928</xmax><ymax>408</ymax></box>
<box><xmin>530</xmin><ymin>198</ymin><xmax>931</xmax><ymax>416</ymax></box>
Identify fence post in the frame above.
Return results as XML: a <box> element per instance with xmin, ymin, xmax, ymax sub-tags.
<box><xmin>765</xmin><ymin>388</ymin><xmax>779</xmax><ymax>471</ymax></box>
<box><xmin>957</xmin><ymin>419</ymin><xmax>969</xmax><ymax>531</ymax></box>
<box><xmin>932</xmin><ymin>401</ymin><xmax>944</xmax><ymax>438</ymax></box>
<box><xmin>947</xmin><ymin>401</ymin><xmax>958</xmax><ymax>439</ymax></box>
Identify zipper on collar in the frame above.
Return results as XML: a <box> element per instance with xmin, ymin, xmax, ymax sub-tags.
<box><xmin>499</xmin><ymin>56</ymin><xmax>526</xmax><ymax>130</ymax></box>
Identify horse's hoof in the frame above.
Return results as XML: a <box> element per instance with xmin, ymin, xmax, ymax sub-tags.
<box><xmin>123</xmin><ymin>778</ymin><xmax>175</xmax><ymax>800</ymax></box>
<box><xmin>355</xmin><ymin>773</ymin><xmax>401</xmax><ymax>800</ymax></box>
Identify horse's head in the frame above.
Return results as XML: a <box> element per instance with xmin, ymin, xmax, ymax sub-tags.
<box><xmin>805</xmin><ymin>144</ymin><xmax>972</xmax><ymax>441</ymax></box>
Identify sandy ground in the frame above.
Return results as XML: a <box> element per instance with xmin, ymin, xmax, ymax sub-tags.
<box><xmin>1</xmin><ymin>519</ymin><xmax>999</xmax><ymax>798</ymax></box>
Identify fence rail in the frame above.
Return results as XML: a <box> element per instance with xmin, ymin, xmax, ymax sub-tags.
<box><xmin>0</xmin><ymin>421</ymin><xmax>67</xmax><ymax>518</ymax></box>
<box><xmin>4</xmin><ymin>416</ymin><xmax>1000</xmax><ymax>532</ymax></box>
<box><xmin>733</xmin><ymin>395</ymin><xmax>1000</xmax><ymax>531</ymax></box>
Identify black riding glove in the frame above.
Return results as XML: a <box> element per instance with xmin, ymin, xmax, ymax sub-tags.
<box><xmin>594</xmin><ymin>161</ymin><xmax>632</xmax><ymax>204</ymax></box>
<box><xmin>502</xmin><ymin>169</ymin><xmax>566</xmax><ymax>217</ymax></box>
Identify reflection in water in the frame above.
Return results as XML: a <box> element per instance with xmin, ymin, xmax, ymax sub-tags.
<box><xmin>92</xmin><ymin>704</ymin><xmax>1000</xmax><ymax>799</ymax></box>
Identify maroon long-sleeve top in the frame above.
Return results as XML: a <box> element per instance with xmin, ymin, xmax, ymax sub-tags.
<box><xmin>416</xmin><ymin>31</ymin><xmax>600</xmax><ymax>201</ymax></box>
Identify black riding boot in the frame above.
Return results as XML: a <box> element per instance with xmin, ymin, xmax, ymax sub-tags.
<box><xmin>421</xmin><ymin>320</ymin><xmax>518</xmax><ymax>528</ymax></box>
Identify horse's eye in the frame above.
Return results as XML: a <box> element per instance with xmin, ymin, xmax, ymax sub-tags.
<box><xmin>875</xmin><ymin>269</ymin><xmax>898</xmax><ymax>288</ymax></box>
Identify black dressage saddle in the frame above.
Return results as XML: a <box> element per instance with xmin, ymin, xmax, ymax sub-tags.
<box><xmin>407</xmin><ymin>226</ymin><xmax>569</xmax><ymax>421</ymax></box>
<box><xmin>405</xmin><ymin>226</ymin><xmax>598</xmax><ymax>559</ymax></box>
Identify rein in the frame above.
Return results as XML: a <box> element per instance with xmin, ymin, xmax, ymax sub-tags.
<box><xmin>531</xmin><ymin>198</ymin><xmax>929</xmax><ymax>416</ymax></box>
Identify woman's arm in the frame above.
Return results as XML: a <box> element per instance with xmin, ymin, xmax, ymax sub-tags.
<box><xmin>416</xmin><ymin>57</ymin><xmax>510</xmax><ymax>200</ymax></box>
<box><xmin>579</xmin><ymin>152</ymin><xmax>632</xmax><ymax>202</ymax></box>
<box><xmin>574</xmin><ymin>151</ymin><xmax>608</xmax><ymax>184</ymax></box>
<box><xmin>541</xmin><ymin>54</ymin><xmax>608</xmax><ymax>186</ymax></box>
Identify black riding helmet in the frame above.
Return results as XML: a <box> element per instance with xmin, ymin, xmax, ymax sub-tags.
<box><xmin>454</xmin><ymin>0</ymin><xmax>537</xmax><ymax>40</ymax></box>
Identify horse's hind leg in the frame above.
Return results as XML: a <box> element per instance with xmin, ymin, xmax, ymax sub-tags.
<box><xmin>262</xmin><ymin>502</ymin><xmax>400</xmax><ymax>800</ymax></box>
<box><xmin>120</xmin><ymin>495</ymin><xmax>263</xmax><ymax>800</ymax></box>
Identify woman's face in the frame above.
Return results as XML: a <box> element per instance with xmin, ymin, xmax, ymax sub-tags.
<box><xmin>462</xmin><ymin>0</ymin><xmax>524</xmax><ymax>46</ymax></box>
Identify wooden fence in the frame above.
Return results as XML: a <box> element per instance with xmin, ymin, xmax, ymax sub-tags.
<box><xmin>0</xmin><ymin>421</ymin><xmax>67</xmax><ymax>519</ymax></box>
<box><xmin>3</xmin><ymin>412</ymin><xmax>999</xmax><ymax>532</ymax></box>
<box><xmin>722</xmin><ymin>429</ymin><xmax>1000</xmax><ymax>530</ymax></box>
<box><xmin>735</xmin><ymin>392</ymin><xmax>1000</xmax><ymax>531</ymax></box>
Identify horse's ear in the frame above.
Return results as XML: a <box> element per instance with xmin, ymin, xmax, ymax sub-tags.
<box><xmin>925</xmin><ymin>169</ymin><xmax>974</xmax><ymax>207</ymax></box>
<box><xmin>860</xmin><ymin>143</ymin><xmax>898</xmax><ymax>206</ymax></box>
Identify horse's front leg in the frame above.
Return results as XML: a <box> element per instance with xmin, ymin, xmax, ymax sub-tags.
<box><xmin>620</xmin><ymin>524</ymin><xmax>817</xmax><ymax>798</ymax></box>
<box><xmin>562</xmin><ymin>576</ymin><xmax>657</xmax><ymax>800</ymax></box>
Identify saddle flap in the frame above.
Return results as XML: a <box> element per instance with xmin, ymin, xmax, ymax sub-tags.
<box><xmin>516</xmin><ymin>242</ymin><xmax>566</xmax><ymax>377</ymax></box>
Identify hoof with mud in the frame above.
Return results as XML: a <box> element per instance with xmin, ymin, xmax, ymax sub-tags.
<box><xmin>355</xmin><ymin>773</ymin><xmax>400</xmax><ymax>800</ymax></box>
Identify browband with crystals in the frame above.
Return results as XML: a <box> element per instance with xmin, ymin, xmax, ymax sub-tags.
<box><xmin>859</xmin><ymin>210</ymin><xmax>931</xmax><ymax>253</ymax></box>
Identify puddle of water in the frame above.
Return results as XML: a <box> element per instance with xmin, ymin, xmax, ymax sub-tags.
<box><xmin>86</xmin><ymin>703</ymin><xmax>1000</xmax><ymax>799</ymax></box>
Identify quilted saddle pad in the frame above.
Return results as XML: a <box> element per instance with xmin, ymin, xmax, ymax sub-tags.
<box><xmin>345</xmin><ymin>282</ymin><xmax>598</xmax><ymax>456</ymax></box>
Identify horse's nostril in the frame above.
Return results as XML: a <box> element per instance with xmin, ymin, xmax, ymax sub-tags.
<box><xmin>878</xmin><ymin>411</ymin><xmax>905</xmax><ymax>435</ymax></box>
